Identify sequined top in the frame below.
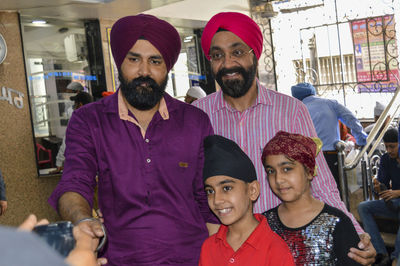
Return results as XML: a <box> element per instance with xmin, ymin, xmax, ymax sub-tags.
<box><xmin>263</xmin><ymin>204</ymin><xmax>361</xmax><ymax>266</ymax></box>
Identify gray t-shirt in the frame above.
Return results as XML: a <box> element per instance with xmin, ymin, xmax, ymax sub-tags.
<box><xmin>0</xmin><ymin>226</ymin><xmax>68</xmax><ymax>266</ymax></box>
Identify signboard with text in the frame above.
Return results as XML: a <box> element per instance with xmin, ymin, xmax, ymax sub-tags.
<box><xmin>351</xmin><ymin>15</ymin><xmax>399</xmax><ymax>92</ymax></box>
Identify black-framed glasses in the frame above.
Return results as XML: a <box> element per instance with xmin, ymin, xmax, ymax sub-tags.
<box><xmin>209</xmin><ymin>48</ymin><xmax>254</xmax><ymax>63</ymax></box>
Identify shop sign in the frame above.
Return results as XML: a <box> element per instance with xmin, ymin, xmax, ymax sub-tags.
<box><xmin>1</xmin><ymin>86</ymin><xmax>24</xmax><ymax>109</ymax></box>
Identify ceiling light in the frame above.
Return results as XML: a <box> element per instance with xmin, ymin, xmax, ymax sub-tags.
<box><xmin>72</xmin><ymin>0</ymin><xmax>115</xmax><ymax>3</ymax></box>
<box><xmin>32</xmin><ymin>20</ymin><xmax>47</xmax><ymax>24</ymax></box>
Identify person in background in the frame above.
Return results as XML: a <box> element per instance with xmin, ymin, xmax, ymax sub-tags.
<box><xmin>49</xmin><ymin>14</ymin><xmax>218</xmax><ymax>265</ymax></box>
<box><xmin>199</xmin><ymin>135</ymin><xmax>294</xmax><ymax>266</ymax></box>
<box><xmin>339</xmin><ymin>120</ymin><xmax>357</xmax><ymax>154</ymax></box>
<box><xmin>262</xmin><ymin>131</ymin><xmax>361</xmax><ymax>265</ymax></box>
<box><xmin>50</xmin><ymin>92</ymin><xmax>94</xmax><ymax>175</ymax></box>
<box><xmin>358</xmin><ymin>128</ymin><xmax>400</xmax><ymax>266</ymax></box>
<box><xmin>193</xmin><ymin>11</ymin><xmax>375</xmax><ymax>264</ymax></box>
<box><xmin>0</xmin><ymin>168</ymin><xmax>7</xmax><ymax>216</ymax></box>
<box><xmin>66</xmin><ymin>82</ymin><xmax>85</xmax><ymax>93</ymax></box>
<box><xmin>365</xmin><ymin>101</ymin><xmax>395</xmax><ymax>157</ymax></box>
<box><xmin>291</xmin><ymin>82</ymin><xmax>367</xmax><ymax>187</ymax></box>
<box><xmin>184</xmin><ymin>85</ymin><xmax>207</xmax><ymax>104</ymax></box>
<box><xmin>364</xmin><ymin>101</ymin><xmax>388</xmax><ymax>135</ymax></box>
<box><xmin>65</xmin><ymin>82</ymin><xmax>85</xmax><ymax>119</ymax></box>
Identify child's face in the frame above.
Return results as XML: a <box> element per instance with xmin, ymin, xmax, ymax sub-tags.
<box><xmin>204</xmin><ymin>175</ymin><xmax>259</xmax><ymax>226</ymax></box>
<box><xmin>264</xmin><ymin>154</ymin><xmax>313</xmax><ymax>203</ymax></box>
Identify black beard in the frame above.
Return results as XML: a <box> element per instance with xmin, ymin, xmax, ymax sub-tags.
<box><xmin>119</xmin><ymin>72</ymin><xmax>168</xmax><ymax>110</ymax></box>
<box><xmin>214</xmin><ymin>58</ymin><xmax>258</xmax><ymax>98</ymax></box>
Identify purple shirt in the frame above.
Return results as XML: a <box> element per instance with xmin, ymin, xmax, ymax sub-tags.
<box><xmin>49</xmin><ymin>91</ymin><xmax>216</xmax><ymax>265</ymax></box>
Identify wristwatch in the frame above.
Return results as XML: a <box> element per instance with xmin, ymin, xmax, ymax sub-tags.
<box><xmin>0</xmin><ymin>33</ymin><xmax>7</xmax><ymax>64</ymax></box>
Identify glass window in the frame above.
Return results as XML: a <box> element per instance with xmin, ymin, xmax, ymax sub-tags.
<box><xmin>21</xmin><ymin>17</ymin><xmax>93</xmax><ymax>175</ymax></box>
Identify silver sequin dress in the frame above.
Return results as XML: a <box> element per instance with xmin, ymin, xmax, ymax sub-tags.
<box><xmin>263</xmin><ymin>204</ymin><xmax>361</xmax><ymax>266</ymax></box>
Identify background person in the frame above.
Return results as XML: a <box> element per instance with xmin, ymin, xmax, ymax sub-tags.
<box><xmin>358</xmin><ymin>128</ymin><xmax>400</xmax><ymax>266</ymax></box>
<box><xmin>364</xmin><ymin>101</ymin><xmax>388</xmax><ymax>135</ymax></box>
<box><xmin>50</xmin><ymin>92</ymin><xmax>94</xmax><ymax>174</ymax></box>
<box><xmin>193</xmin><ymin>12</ymin><xmax>375</xmax><ymax>265</ymax></box>
<box><xmin>291</xmin><ymin>82</ymin><xmax>367</xmax><ymax>187</ymax></box>
<box><xmin>262</xmin><ymin>131</ymin><xmax>361</xmax><ymax>265</ymax></box>
<box><xmin>365</xmin><ymin>101</ymin><xmax>395</xmax><ymax>157</ymax></box>
<box><xmin>49</xmin><ymin>14</ymin><xmax>218</xmax><ymax>265</ymax></box>
<box><xmin>0</xmin><ymin>214</ymin><xmax>100</xmax><ymax>266</ymax></box>
<box><xmin>184</xmin><ymin>85</ymin><xmax>207</xmax><ymax>104</ymax></box>
<box><xmin>65</xmin><ymin>82</ymin><xmax>85</xmax><ymax>119</ymax></box>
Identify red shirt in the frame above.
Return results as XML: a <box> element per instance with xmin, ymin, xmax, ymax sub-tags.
<box><xmin>199</xmin><ymin>214</ymin><xmax>294</xmax><ymax>266</ymax></box>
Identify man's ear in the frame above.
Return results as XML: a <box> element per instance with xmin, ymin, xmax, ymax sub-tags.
<box><xmin>248</xmin><ymin>180</ymin><xmax>260</xmax><ymax>202</ymax></box>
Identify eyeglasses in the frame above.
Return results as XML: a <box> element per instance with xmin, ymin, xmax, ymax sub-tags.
<box><xmin>209</xmin><ymin>48</ymin><xmax>254</xmax><ymax>63</ymax></box>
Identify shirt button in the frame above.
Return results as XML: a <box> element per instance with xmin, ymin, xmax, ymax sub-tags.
<box><xmin>229</xmin><ymin>258</ymin><xmax>235</xmax><ymax>263</ymax></box>
<box><xmin>145</xmin><ymin>138</ymin><xmax>149</xmax><ymax>143</ymax></box>
<box><xmin>146</xmin><ymin>158</ymin><xmax>151</xmax><ymax>163</ymax></box>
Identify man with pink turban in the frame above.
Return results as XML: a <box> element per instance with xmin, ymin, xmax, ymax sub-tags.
<box><xmin>193</xmin><ymin>12</ymin><xmax>376</xmax><ymax>265</ymax></box>
<box><xmin>49</xmin><ymin>14</ymin><xmax>218</xmax><ymax>265</ymax></box>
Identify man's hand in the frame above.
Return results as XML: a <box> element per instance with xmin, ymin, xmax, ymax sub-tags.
<box><xmin>66</xmin><ymin>226</ymin><xmax>101</xmax><ymax>266</ymax></box>
<box><xmin>75</xmin><ymin>218</ymin><xmax>104</xmax><ymax>251</ymax></box>
<box><xmin>0</xmin><ymin>200</ymin><xmax>7</xmax><ymax>216</ymax></box>
<box><xmin>348</xmin><ymin>233</ymin><xmax>376</xmax><ymax>265</ymax></box>
<box><xmin>380</xmin><ymin>190</ymin><xmax>400</xmax><ymax>201</ymax></box>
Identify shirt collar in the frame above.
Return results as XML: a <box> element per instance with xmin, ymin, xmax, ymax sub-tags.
<box><xmin>215</xmin><ymin>214</ymin><xmax>268</xmax><ymax>251</ymax></box>
<box><xmin>212</xmin><ymin>79</ymin><xmax>272</xmax><ymax>113</ymax></box>
<box><xmin>117</xmin><ymin>89</ymin><xmax>169</xmax><ymax>121</ymax></box>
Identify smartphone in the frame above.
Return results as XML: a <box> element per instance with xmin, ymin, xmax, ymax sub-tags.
<box><xmin>33</xmin><ymin>221</ymin><xmax>76</xmax><ymax>257</ymax></box>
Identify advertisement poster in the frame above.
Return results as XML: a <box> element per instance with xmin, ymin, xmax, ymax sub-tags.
<box><xmin>351</xmin><ymin>15</ymin><xmax>399</xmax><ymax>92</ymax></box>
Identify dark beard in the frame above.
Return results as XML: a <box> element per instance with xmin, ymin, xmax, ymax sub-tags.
<box><xmin>214</xmin><ymin>58</ymin><xmax>258</xmax><ymax>98</ymax></box>
<box><xmin>119</xmin><ymin>72</ymin><xmax>168</xmax><ymax>110</ymax></box>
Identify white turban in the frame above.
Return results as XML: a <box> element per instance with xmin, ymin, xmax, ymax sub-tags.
<box><xmin>374</xmin><ymin>101</ymin><xmax>386</xmax><ymax>116</ymax></box>
<box><xmin>186</xmin><ymin>86</ymin><xmax>206</xmax><ymax>99</ymax></box>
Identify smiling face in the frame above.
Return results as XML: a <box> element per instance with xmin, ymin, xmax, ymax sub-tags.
<box><xmin>209</xmin><ymin>31</ymin><xmax>257</xmax><ymax>98</ymax></box>
<box><xmin>264</xmin><ymin>154</ymin><xmax>313</xmax><ymax>204</ymax></box>
<box><xmin>204</xmin><ymin>175</ymin><xmax>259</xmax><ymax>226</ymax></box>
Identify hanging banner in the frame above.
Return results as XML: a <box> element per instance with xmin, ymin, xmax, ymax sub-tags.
<box><xmin>351</xmin><ymin>15</ymin><xmax>399</xmax><ymax>92</ymax></box>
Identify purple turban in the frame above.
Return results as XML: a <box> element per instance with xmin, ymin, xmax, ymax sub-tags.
<box><xmin>201</xmin><ymin>12</ymin><xmax>263</xmax><ymax>60</ymax></box>
<box><xmin>110</xmin><ymin>14</ymin><xmax>181</xmax><ymax>72</ymax></box>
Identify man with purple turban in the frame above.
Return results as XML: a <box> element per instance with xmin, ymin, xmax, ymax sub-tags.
<box><xmin>193</xmin><ymin>12</ymin><xmax>376</xmax><ymax>265</ymax></box>
<box><xmin>49</xmin><ymin>14</ymin><xmax>218</xmax><ymax>265</ymax></box>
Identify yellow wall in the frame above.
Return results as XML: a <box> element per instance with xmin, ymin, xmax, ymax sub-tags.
<box><xmin>0</xmin><ymin>12</ymin><xmax>60</xmax><ymax>226</ymax></box>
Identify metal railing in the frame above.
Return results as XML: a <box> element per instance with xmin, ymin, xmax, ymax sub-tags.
<box><xmin>336</xmin><ymin>84</ymin><xmax>400</xmax><ymax>209</ymax></box>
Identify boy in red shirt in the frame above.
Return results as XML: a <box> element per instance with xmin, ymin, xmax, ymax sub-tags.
<box><xmin>199</xmin><ymin>135</ymin><xmax>294</xmax><ymax>266</ymax></box>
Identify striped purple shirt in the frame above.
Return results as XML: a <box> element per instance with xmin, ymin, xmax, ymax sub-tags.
<box><xmin>193</xmin><ymin>81</ymin><xmax>362</xmax><ymax>233</ymax></box>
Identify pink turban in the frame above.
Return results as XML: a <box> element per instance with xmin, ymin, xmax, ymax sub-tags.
<box><xmin>110</xmin><ymin>14</ymin><xmax>181</xmax><ymax>72</ymax></box>
<box><xmin>201</xmin><ymin>12</ymin><xmax>263</xmax><ymax>60</ymax></box>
